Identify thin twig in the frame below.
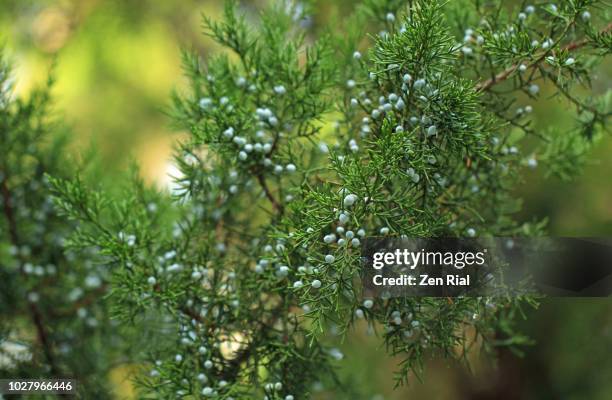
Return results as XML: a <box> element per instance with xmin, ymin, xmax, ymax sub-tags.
<box><xmin>1</xmin><ymin>177</ymin><xmax>19</xmax><ymax>245</ymax></box>
<box><xmin>475</xmin><ymin>22</ymin><xmax>612</xmax><ymax>92</ymax></box>
<box><xmin>255</xmin><ymin>172</ymin><xmax>284</xmax><ymax>215</ymax></box>
<box><xmin>29</xmin><ymin>303</ymin><xmax>60</xmax><ymax>375</ymax></box>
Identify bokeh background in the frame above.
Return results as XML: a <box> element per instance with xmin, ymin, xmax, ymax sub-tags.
<box><xmin>1</xmin><ymin>0</ymin><xmax>611</xmax><ymax>399</ymax></box>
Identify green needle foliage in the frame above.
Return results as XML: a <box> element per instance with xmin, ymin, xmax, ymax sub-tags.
<box><xmin>0</xmin><ymin>55</ymin><xmax>127</xmax><ymax>398</ymax></box>
<box><xmin>3</xmin><ymin>0</ymin><xmax>609</xmax><ymax>398</ymax></box>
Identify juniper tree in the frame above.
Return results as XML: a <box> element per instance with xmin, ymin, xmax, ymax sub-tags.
<box><xmin>17</xmin><ymin>0</ymin><xmax>612</xmax><ymax>398</ymax></box>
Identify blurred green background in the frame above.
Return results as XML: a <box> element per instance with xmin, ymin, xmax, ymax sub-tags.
<box><xmin>1</xmin><ymin>0</ymin><xmax>611</xmax><ymax>399</ymax></box>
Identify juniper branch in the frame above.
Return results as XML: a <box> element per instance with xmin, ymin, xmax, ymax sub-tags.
<box><xmin>476</xmin><ymin>22</ymin><xmax>612</xmax><ymax>92</ymax></box>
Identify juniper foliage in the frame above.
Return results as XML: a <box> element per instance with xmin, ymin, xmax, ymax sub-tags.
<box><xmin>2</xmin><ymin>0</ymin><xmax>610</xmax><ymax>398</ymax></box>
<box><xmin>0</xmin><ymin>55</ymin><xmax>130</xmax><ymax>398</ymax></box>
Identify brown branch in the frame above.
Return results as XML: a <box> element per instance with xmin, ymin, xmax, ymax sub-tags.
<box><xmin>255</xmin><ymin>172</ymin><xmax>284</xmax><ymax>215</ymax></box>
<box><xmin>29</xmin><ymin>303</ymin><xmax>60</xmax><ymax>375</ymax></box>
<box><xmin>475</xmin><ymin>22</ymin><xmax>612</xmax><ymax>92</ymax></box>
<box><xmin>1</xmin><ymin>177</ymin><xmax>19</xmax><ymax>245</ymax></box>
